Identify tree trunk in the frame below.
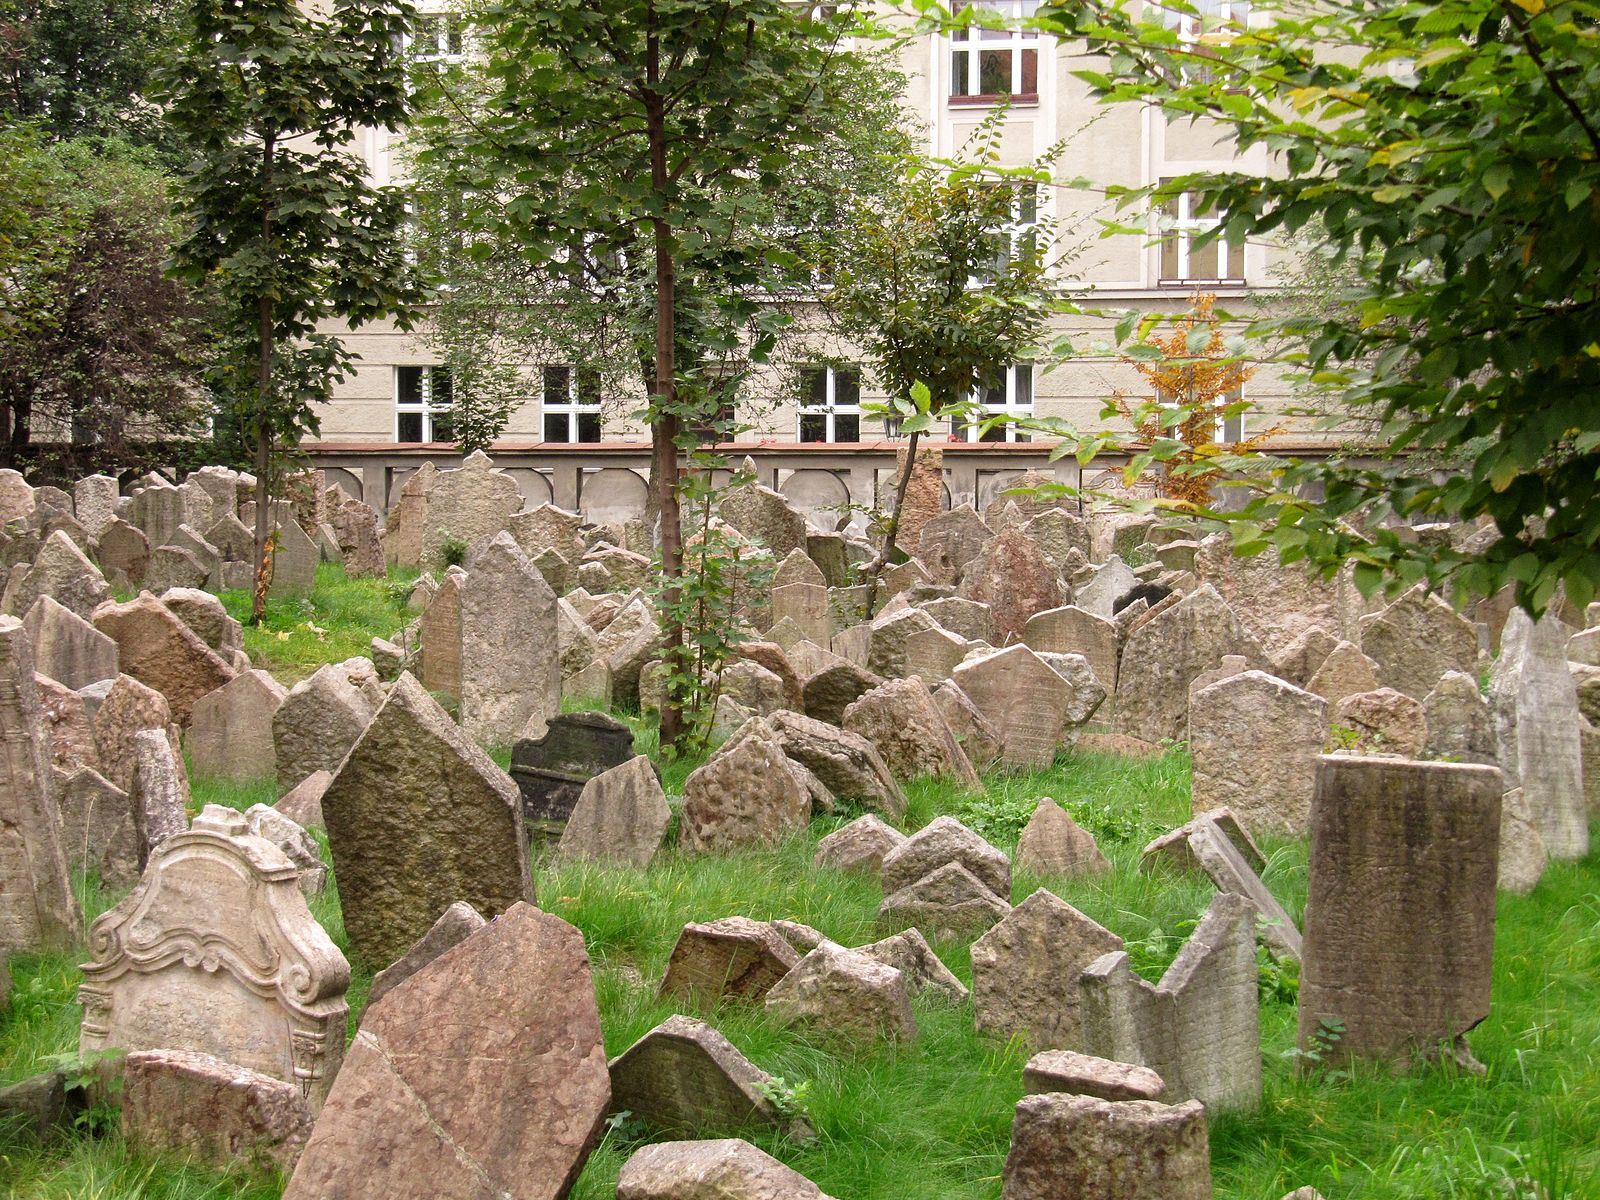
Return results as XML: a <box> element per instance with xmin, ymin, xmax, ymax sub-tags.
<box><xmin>250</xmin><ymin>132</ymin><xmax>277</xmax><ymax>627</ymax></box>
<box><xmin>645</xmin><ymin>26</ymin><xmax>687</xmax><ymax>750</ymax></box>
<box><xmin>862</xmin><ymin>427</ymin><xmax>922</xmax><ymax>620</ymax></box>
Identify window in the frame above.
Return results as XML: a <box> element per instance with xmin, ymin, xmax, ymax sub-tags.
<box><xmin>686</xmin><ymin>401</ymin><xmax>737</xmax><ymax>445</ymax></box>
<box><xmin>1218</xmin><ymin>388</ymin><xmax>1247</xmax><ymax>443</ymax></box>
<box><xmin>1157</xmin><ymin>183</ymin><xmax>1245</xmax><ymax>283</ymax></box>
<box><xmin>541</xmin><ymin>366</ymin><xmax>603</xmax><ymax>443</ymax></box>
<box><xmin>974</xmin><ymin>181</ymin><xmax>1041</xmax><ymax>284</ymax></box>
<box><xmin>1152</xmin><ymin>0</ymin><xmax>1249</xmax><ymax>81</ymax></box>
<box><xmin>955</xmin><ymin>363</ymin><xmax>1034</xmax><ymax>442</ymax></box>
<box><xmin>410</xmin><ymin>12</ymin><xmax>465</xmax><ymax>62</ymax></box>
<box><xmin>797</xmin><ymin>365</ymin><xmax>862</xmax><ymax>443</ymax></box>
<box><xmin>395</xmin><ymin>366</ymin><xmax>454</xmax><ymax>443</ymax></box>
<box><xmin>950</xmin><ymin>1</ymin><xmax>1042</xmax><ymax>104</ymax></box>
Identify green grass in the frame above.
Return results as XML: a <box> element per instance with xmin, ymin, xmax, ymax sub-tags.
<box><xmin>5</xmin><ymin>690</ymin><xmax>1598</xmax><ymax>1197</ymax></box>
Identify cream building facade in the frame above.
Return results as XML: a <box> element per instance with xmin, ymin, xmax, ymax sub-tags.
<box><xmin>314</xmin><ymin>2</ymin><xmax>1303</xmax><ymax>461</ymax></box>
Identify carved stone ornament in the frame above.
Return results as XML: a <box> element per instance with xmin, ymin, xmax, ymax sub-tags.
<box><xmin>78</xmin><ymin>804</ymin><xmax>349</xmax><ymax>1109</ymax></box>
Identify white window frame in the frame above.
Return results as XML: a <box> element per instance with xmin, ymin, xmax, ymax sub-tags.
<box><xmin>541</xmin><ymin>365</ymin><xmax>603</xmax><ymax>443</ymax></box>
<box><xmin>1156</xmin><ymin>383</ymin><xmax>1248</xmax><ymax>443</ymax></box>
<box><xmin>408</xmin><ymin>10</ymin><xmax>467</xmax><ymax>63</ymax></box>
<box><xmin>797</xmin><ymin>365</ymin><xmax>863</xmax><ymax>443</ymax></box>
<box><xmin>956</xmin><ymin>363</ymin><xmax>1034</xmax><ymax>442</ymax></box>
<box><xmin>1151</xmin><ymin>0</ymin><xmax>1250</xmax><ymax>40</ymax></box>
<box><xmin>1156</xmin><ymin>184</ymin><xmax>1246</xmax><ymax>284</ymax></box>
<box><xmin>395</xmin><ymin>365</ymin><xmax>453</xmax><ymax>443</ymax></box>
<box><xmin>949</xmin><ymin>0</ymin><xmax>1042</xmax><ymax>103</ymax></box>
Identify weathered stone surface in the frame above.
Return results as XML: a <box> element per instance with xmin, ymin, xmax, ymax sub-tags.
<box><xmin>1333</xmin><ymin>687</ymin><xmax>1429</xmax><ymax>758</ymax></box>
<box><xmin>558</xmin><ymin>754</ymin><xmax>670</xmax><ymax>868</ymax></box>
<box><xmin>24</xmin><ymin>595</ymin><xmax>117</xmax><ymax>690</ymax></box>
<box><xmin>11</xmin><ymin>529</ymin><xmax>110</xmax><ymax>620</ymax></box>
<box><xmin>1074</xmin><ymin>554</ymin><xmax>1138</xmax><ymax>620</ymax></box>
<box><xmin>1023</xmin><ymin>605</ymin><xmax>1118</xmax><ymax>698</ymax></box>
<box><xmin>38</xmin><ymin>672</ymin><xmax>96</xmax><ymax>772</ymax></box>
<box><xmin>858</xmin><ymin>927</ymin><xmax>968</xmax><ymax>1004</ymax></box>
<box><xmin>718</xmin><ymin>660</ymin><xmax>786</xmax><ymax>716</ymax></box>
<box><xmin>1359</xmin><ymin>587</ymin><xmax>1478</xmax><ymax>700</ymax></box>
<box><xmin>1497</xmin><ymin>786</ymin><xmax>1546</xmax><ymax>895</ymax></box>
<box><xmin>283</xmin><ymin>902</ymin><xmax>610</xmax><ymax>1200</ymax></box>
<box><xmin>1195</xmin><ymin>531</ymin><xmax>1358</xmax><ymax>650</ymax></box>
<box><xmin>770</xmin><ymin>582</ymin><xmax>832</xmax><ymax>647</ymax></box>
<box><xmin>599</xmin><ymin>596</ymin><xmax>661</xmax><ymax>708</ymax></box>
<box><xmin>1139</xmin><ymin>808</ymin><xmax>1266</xmax><ymax>876</ymax></box>
<box><xmin>272</xmin><ymin>657</ymin><xmax>382</xmax><ymax>791</ymax></box>
<box><xmin>460</xmin><ymin>532</ymin><xmax>560</xmax><ymax>746</ymax></box>
<box><xmin>865</xmin><ymin>606</ymin><xmax>939</xmax><ymax>679</ymax></box>
<box><xmin>1016</xmin><ymin>797</ymin><xmax>1110</xmax><ymax>878</ymax></box>
<box><xmin>91</xmin><ymin>592</ymin><xmax>235</xmax><ymax>725</ymax></box>
<box><xmin>1116</xmin><ymin>584</ymin><xmax>1261</xmax><ymax>744</ymax></box>
<box><xmin>367</xmin><ymin>900</ymin><xmax>486</xmax><ymax>1008</ymax></box>
<box><xmin>160</xmin><ymin>588</ymin><xmax>242</xmax><ymax>657</ymax></box>
<box><xmin>1080</xmin><ymin>893</ymin><xmax>1261</xmax><ymax>1110</ymax></box>
<box><xmin>75</xmin><ymin>474</ymin><xmax>119</xmax><ymax>539</ymax></box>
<box><xmin>0</xmin><ymin>617</ymin><xmax>79</xmax><ymax>950</ymax></box>
<box><xmin>813</xmin><ymin>813</ymin><xmax>906</xmax><ymax>877</ymax></box>
<box><xmin>79</xmin><ymin>806</ymin><xmax>348</xmax><ymax>1107</ymax></box>
<box><xmin>765</xmin><ymin>941</ymin><xmax>917</xmax><ymax>1040</ymax></box>
<box><xmin>510</xmin><ymin>710</ymin><xmax>637</xmax><ymax>844</ymax></box>
<box><xmin>773</xmin><ymin>547</ymin><xmax>826</xmax><ymax>590</ymax></box>
<box><xmin>881</xmin><ymin>814</ymin><xmax>1010</xmax><ymax>899</ymax></box>
<box><xmin>952</xmin><ymin>644</ymin><xmax>1100</xmax><ymax>771</ymax></box>
<box><xmin>919</xmin><ymin>596</ymin><xmax>994</xmax><ymax>644</ymax></box>
<box><xmin>1184</xmin><ymin>814</ymin><xmax>1301</xmax><ymax>960</ymax></box>
<box><xmin>617</xmin><ymin>1139</ymin><xmax>836</xmax><ymax>1200</ymax></box>
<box><xmin>1304</xmin><ymin>640</ymin><xmax>1381</xmax><ymax>710</ymax></box>
<box><xmin>1270</xmin><ymin>625</ymin><xmax>1340</xmax><ymax>688</ymax></box>
<box><xmin>610</xmin><ymin>1016</ymin><xmax>810</xmax><ymax>1140</ymax></box>
<box><xmin>1022</xmin><ymin>1050</ymin><xmax>1166</xmax><ymax>1102</ymax></box>
<box><xmin>120</xmin><ymin>1048</ymin><xmax>313</xmax><ymax>1171</ymax></box>
<box><xmin>1299</xmin><ymin>756</ymin><xmax>1503</xmax><ymax>1070</ymax></box>
<box><xmin>878</xmin><ymin>861</ymin><xmax>1011</xmax><ymax>939</ymax></box>
<box><xmin>266</xmin><ymin>516</ymin><xmax>318</xmax><ymax>599</ymax></box>
<box><xmin>768</xmin><ymin>710</ymin><xmax>905</xmax><ymax>819</ymax></box>
<box><xmin>1190</xmin><ymin>670</ymin><xmax>1328</xmax><ymax>835</ymax></box>
<box><xmin>321</xmin><ymin>672</ymin><xmax>531</xmax><ymax>969</ymax></box>
<box><xmin>91</xmin><ymin>673</ymin><xmax>180</xmax><ymax>793</ymax></box>
<box><xmin>971</xmin><ymin>889</ymin><xmax>1123</xmax><ymax>1051</ymax></box>
<box><xmin>418</xmin><ymin>566</ymin><xmax>464</xmax><ymax>700</ymax></box>
<box><xmin>1424</xmin><ymin>671</ymin><xmax>1498</xmax><ymax>766</ymax></box>
<box><xmin>917</xmin><ymin>505</ymin><xmax>993</xmax><ymax>586</ymax></box>
<box><xmin>54</xmin><ymin>765</ymin><xmax>140</xmax><ymax>888</ymax></box>
<box><xmin>660</xmin><ymin>917</ymin><xmax>800</xmax><ymax>1005</ymax></box>
<box><xmin>1022</xmin><ymin>507</ymin><xmax>1092</xmax><ymax>571</ymax></box>
<box><xmin>244</xmin><ymin>804</ymin><xmax>325</xmax><ymax>895</ymax></box>
<box><xmin>0</xmin><ymin>1069</ymin><xmax>84</xmax><ymax>1139</ymax></box>
<box><xmin>328</xmin><ymin>493</ymin><xmax>385</xmax><ymax>577</ymax></box>
<box><xmin>732</xmin><ymin>642</ymin><xmax>804</xmax><ymax>713</ymax></box>
<box><xmin>957</xmin><ymin>528</ymin><xmax>1063</xmax><ymax>644</ymax></box>
<box><xmin>931</xmin><ymin>680</ymin><xmax>1003</xmax><ymax>770</ymax></box>
<box><xmin>800</xmin><ymin>661</ymin><xmax>881</xmax><ymax>725</ymax></box>
<box><xmin>1491</xmin><ymin>609</ymin><xmax>1587</xmax><ymax>859</ymax></box>
<box><xmin>274</xmin><ymin>769</ymin><xmax>330</xmax><ymax>829</ymax></box>
<box><xmin>719</xmin><ymin>483</ymin><xmax>809</xmax><ymax>562</ymax></box>
<box><xmin>416</xmin><ymin>450</ymin><xmax>521</xmax><ymax>572</ymax></box>
<box><xmin>95</xmin><ymin>518</ymin><xmax>150</xmax><ymax>589</ymax></box>
<box><xmin>842</xmin><ymin>676</ymin><xmax>979</xmax><ymax>789</ymax></box>
<box><xmin>187</xmin><ymin>670</ymin><xmax>285</xmax><ymax>784</ymax></box>
<box><xmin>1002</xmin><ymin>1094</ymin><xmax>1211</xmax><ymax>1200</ymax></box>
<box><xmin>680</xmin><ymin>720</ymin><xmax>811</xmax><ymax>855</ymax></box>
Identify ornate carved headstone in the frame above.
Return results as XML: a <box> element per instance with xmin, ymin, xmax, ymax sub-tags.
<box><xmin>78</xmin><ymin>805</ymin><xmax>349</xmax><ymax>1108</ymax></box>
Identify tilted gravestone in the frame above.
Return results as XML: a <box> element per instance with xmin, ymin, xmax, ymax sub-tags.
<box><xmin>78</xmin><ymin>805</ymin><xmax>349</xmax><ymax>1109</ymax></box>
<box><xmin>1298</xmin><ymin>755</ymin><xmax>1503</xmax><ymax>1072</ymax></box>
<box><xmin>1002</xmin><ymin>1093</ymin><xmax>1211</xmax><ymax>1200</ymax></box>
<box><xmin>509</xmin><ymin>711</ymin><xmax>637</xmax><ymax>845</ymax></box>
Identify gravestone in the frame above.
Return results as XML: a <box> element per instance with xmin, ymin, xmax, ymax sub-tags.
<box><xmin>272</xmin><ymin>657</ymin><xmax>382</xmax><ymax>791</ymax></box>
<box><xmin>617</xmin><ymin>1140</ymin><xmax>836</xmax><ymax>1200</ymax></box>
<box><xmin>94</xmin><ymin>519</ymin><xmax>150</xmax><ymax>589</ymax></box>
<box><xmin>970</xmin><ymin>889</ymin><xmax>1123</xmax><ymax>1051</ymax></box>
<box><xmin>802</xmin><ymin>661</ymin><xmax>882</xmax><ymax>724</ymax></box>
<box><xmin>1424</xmin><ymin>671</ymin><xmax>1499</xmax><ymax>766</ymax></box>
<box><xmin>814</xmin><ymin>813</ymin><xmax>906</xmax><ymax>877</ymax></box>
<box><xmin>769</xmin><ymin>710</ymin><xmax>905</xmax><ymax>818</ymax></box>
<box><xmin>1176</xmin><ymin>813</ymin><xmax>1300</xmax><ymax>960</ymax></box>
<box><xmin>952</xmin><ymin>644</ymin><xmax>1100</xmax><ymax>771</ymax></box>
<box><xmin>957</xmin><ymin>528</ymin><xmax>1062</xmax><ymax>645</ymax></box>
<box><xmin>131</xmin><ymin>728</ymin><xmax>189</xmax><ymax>854</ymax></box>
<box><xmin>1002</xmin><ymin>1094</ymin><xmax>1211</xmax><ymax>1200</ymax></box>
<box><xmin>54</xmin><ymin>765</ymin><xmax>141</xmax><ymax>889</ymax></box>
<box><xmin>899</xmin><ymin>625</ymin><xmax>971</xmax><ymax>685</ymax></box>
<box><xmin>680</xmin><ymin>720</ymin><xmax>811</xmax><ymax>854</ymax></box>
<box><xmin>771</xmin><ymin>582</ymin><xmax>832</xmax><ymax>645</ymax></box>
<box><xmin>1022</xmin><ymin>1050</ymin><xmax>1165</xmax><ymax>1102</ymax></box>
<box><xmin>509</xmin><ymin>711</ymin><xmax>636</xmax><ymax>845</ymax></box>
<box><xmin>1016</xmin><ymin>798</ymin><xmax>1110</xmax><ymax>878</ymax></box>
<box><xmin>74</xmin><ymin>474</ymin><xmax>119</xmax><ymax>539</ymax></box>
<box><xmin>1023</xmin><ymin>605</ymin><xmax>1118</xmax><ymax>698</ymax></box>
<box><xmin>1189</xmin><ymin>670</ymin><xmax>1327</xmax><ymax>836</ymax></box>
<box><xmin>881</xmin><ymin>814</ymin><xmax>1010</xmax><ymax>898</ymax></box>
<box><xmin>841</xmin><ymin>676</ymin><xmax>980</xmax><ymax>788</ymax></box>
<box><xmin>859</xmin><ymin>927</ymin><xmax>969</xmax><ymax>1003</ymax></box>
<box><xmin>366</xmin><ymin>901</ymin><xmax>486</xmax><ymax>1008</ymax></box>
<box><xmin>919</xmin><ymin>596</ymin><xmax>994</xmax><ymax>644</ymax></box>
<box><xmin>557</xmin><ymin>754</ymin><xmax>671</xmax><ymax>869</ymax></box>
<box><xmin>879</xmin><ymin>862</ymin><xmax>1011</xmax><ymax>939</ymax></box>
<box><xmin>1333</xmin><ymin>687</ymin><xmax>1428</xmax><ymax>757</ymax></box>
<box><xmin>917</xmin><ymin>505</ymin><xmax>992</xmax><ymax>586</ymax></box>
<box><xmin>25</xmin><ymin>595</ymin><xmax>117</xmax><ymax>690</ymax></box>
<box><xmin>91</xmin><ymin>592</ymin><xmax>235</xmax><ymax>726</ymax></box>
<box><xmin>78</xmin><ymin>805</ymin><xmax>349</xmax><ymax>1108</ymax></box>
<box><xmin>1304</xmin><ymin>639</ymin><xmax>1381</xmax><ymax>709</ymax></box>
<box><xmin>1358</xmin><ymin>587</ymin><xmax>1478</xmax><ymax>700</ymax></box>
<box><xmin>659</xmin><ymin>917</ymin><xmax>799</xmax><ymax>1005</ymax></box>
<box><xmin>0</xmin><ymin>617</ymin><xmax>79</xmax><ymax>950</ymax></box>
<box><xmin>1298</xmin><ymin>756</ymin><xmax>1502</xmax><ymax>1071</ymax></box>
<box><xmin>417</xmin><ymin>450</ymin><xmax>521</xmax><ymax>572</ymax></box>
<box><xmin>418</xmin><ymin>566</ymin><xmax>464</xmax><ymax>700</ymax></box>
<box><xmin>91</xmin><ymin>673</ymin><xmax>180</xmax><ymax>793</ymax></box>
<box><xmin>1079</xmin><ymin>893</ymin><xmax>1261</xmax><ymax>1110</ymax></box>
<box><xmin>766</xmin><ymin>941</ymin><xmax>918</xmax><ymax>1041</ymax></box>
<box><xmin>267</xmin><ymin>517</ymin><xmax>317</xmax><ymax>598</ymax></box>
<box><xmin>282</xmin><ymin>903</ymin><xmax>610</xmax><ymax>1200</ymax></box>
<box><xmin>1116</xmin><ymin>584</ymin><xmax>1260</xmax><ymax>744</ymax></box>
<box><xmin>15</xmin><ymin>529</ymin><xmax>110</xmax><ymax>619</ymax></box>
<box><xmin>460</xmin><ymin>533</ymin><xmax>560</xmax><ymax>746</ymax></box>
<box><xmin>187</xmin><ymin>670</ymin><xmax>286</xmax><ymax>783</ymax></box>
<box><xmin>321</xmin><ymin>673</ymin><xmax>532</xmax><ymax>969</ymax></box>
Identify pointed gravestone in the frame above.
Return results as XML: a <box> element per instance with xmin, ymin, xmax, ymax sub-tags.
<box><xmin>1016</xmin><ymin>798</ymin><xmax>1110</xmax><ymax>878</ymax></box>
<box><xmin>94</xmin><ymin>518</ymin><xmax>151</xmax><ymax>590</ymax></box>
<box><xmin>418</xmin><ymin>450</ymin><xmax>521</xmax><ymax>572</ymax></box>
<box><xmin>91</xmin><ymin>673</ymin><xmax>181</xmax><ymax>794</ymax></box>
<box><xmin>917</xmin><ymin>505</ymin><xmax>993</xmax><ymax>586</ymax></box>
<box><xmin>321</xmin><ymin>672</ymin><xmax>532</xmax><ymax>968</ymax></box>
<box><xmin>0</xmin><ymin>616</ymin><xmax>79</xmax><ymax>950</ymax></box>
<box><xmin>557</xmin><ymin>754</ymin><xmax>670</xmax><ymax>869</ymax></box>
<box><xmin>78</xmin><ymin>805</ymin><xmax>349</xmax><ymax>1108</ymax></box>
<box><xmin>841</xmin><ymin>676</ymin><xmax>980</xmax><ymax>789</ymax></box>
<box><xmin>1189</xmin><ymin>670</ymin><xmax>1328</xmax><ymax>836</ymax></box>
<box><xmin>92</xmin><ymin>592</ymin><xmax>235</xmax><ymax>726</ymax></box>
<box><xmin>952</xmin><ymin>644</ymin><xmax>1102</xmax><ymax>771</ymax></box>
<box><xmin>187</xmin><ymin>670</ymin><xmax>286</xmax><ymax>783</ymax></box>
<box><xmin>272</xmin><ymin>657</ymin><xmax>382</xmax><ymax>791</ymax></box>
<box><xmin>459</xmin><ymin>532</ymin><xmax>560</xmax><ymax>746</ymax></box>
<box><xmin>282</xmin><ymin>903</ymin><xmax>610</xmax><ymax>1200</ymax></box>
<box><xmin>54</xmin><ymin>765</ymin><xmax>141</xmax><ymax>889</ymax></box>
<box><xmin>509</xmin><ymin>711</ymin><xmax>637</xmax><ymax>845</ymax></box>
<box><xmin>268</xmin><ymin>517</ymin><xmax>318</xmax><ymax>598</ymax></box>
<box><xmin>24</xmin><ymin>594</ymin><xmax>117</xmax><ymax>690</ymax></box>
<box><xmin>958</xmin><ymin>528</ymin><xmax>1063</xmax><ymax>645</ymax></box>
<box><xmin>1079</xmin><ymin>893</ymin><xmax>1261</xmax><ymax>1111</ymax></box>
<box><xmin>366</xmin><ymin>900</ymin><xmax>486</xmax><ymax>1008</ymax></box>
<box><xmin>1115</xmin><ymin>584</ymin><xmax>1260</xmax><ymax>744</ymax></box>
<box><xmin>74</xmin><ymin>475</ymin><xmax>119</xmax><ymax>540</ymax></box>
<box><xmin>1358</xmin><ymin>586</ymin><xmax>1478</xmax><ymax>700</ymax></box>
<box><xmin>130</xmin><ymin>727</ymin><xmax>189</xmax><ymax>854</ymax></box>
<box><xmin>679</xmin><ymin>720</ymin><xmax>811</xmax><ymax>854</ymax></box>
<box><xmin>1023</xmin><ymin>605</ymin><xmax>1118</xmax><ymax>699</ymax></box>
<box><xmin>16</xmin><ymin>529</ymin><xmax>110</xmax><ymax>620</ymax></box>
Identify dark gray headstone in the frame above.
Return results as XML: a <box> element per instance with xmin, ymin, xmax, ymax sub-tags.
<box><xmin>509</xmin><ymin>711</ymin><xmax>637</xmax><ymax>843</ymax></box>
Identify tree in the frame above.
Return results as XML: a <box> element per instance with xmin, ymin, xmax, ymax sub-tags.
<box><xmin>162</xmin><ymin>0</ymin><xmax>424</xmax><ymax>623</ymax></box>
<box><xmin>0</xmin><ymin>0</ymin><xmax>177</xmax><ymax>147</ymax></box>
<box><xmin>824</xmin><ymin>111</ymin><xmax>1062</xmax><ymax>614</ymax></box>
<box><xmin>0</xmin><ymin>134</ymin><xmax>212</xmax><ymax>472</ymax></box>
<box><xmin>427</xmin><ymin>0</ymin><xmax>901</xmax><ymax>748</ymax></box>
<box><xmin>1030</xmin><ymin>0</ymin><xmax>1600</xmax><ymax>614</ymax></box>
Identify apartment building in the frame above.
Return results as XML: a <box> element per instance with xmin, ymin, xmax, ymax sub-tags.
<box><xmin>315</xmin><ymin>2</ymin><xmax>1303</xmax><ymax>499</ymax></box>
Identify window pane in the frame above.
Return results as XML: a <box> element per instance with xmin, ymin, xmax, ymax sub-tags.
<box><xmin>577</xmin><ymin>412</ymin><xmax>602</xmax><ymax>443</ymax></box>
<box><xmin>800</xmin><ymin>414</ymin><xmax>827</xmax><ymax>443</ymax></box>
<box><xmin>979</xmin><ymin>420</ymin><xmax>1006</xmax><ymax>443</ymax></box>
<box><xmin>1189</xmin><ymin>236</ymin><xmax>1219</xmax><ymax>280</ymax></box>
<box><xmin>397</xmin><ymin>366</ymin><xmax>423</xmax><ymax>406</ymax></box>
<box><xmin>1225</xmin><ymin>238</ymin><xmax>1245</xmax><ymax>278</ymax></box>
<box><xmin>979</xmin><ymin>369</ymin><xmax>1006</xmax><ymax>407</ymax></box>
<box><xmin>577</xmin><ymin>369</ymin><xmax>601</xmax><ymax>405</ymax></box>
<box><xmin>1019</xmin><ymin>47</ymin><xmax>1038</xmax><ymax>93</ymax></box>
<box><xmin>952</xmin><ymin>50</ymin><xmax>970</xmax><ymax>95</ymax></box>
<box><xmin>835</xmin><ymin>414</ymin><xmax>860</xmax><ymax>442</ymax></box>
<box><xmin>397</xmin><ymin>411</ymin><xmax>423</xmax><ymax>442</ymax></box>
<box><xmin>1014</xmin><ymin>364</ymin><xmax>1034</xmax><ymax>406</ymax></box>
<box><xmin>979</xmin><ymin>48</ymin><xmax>1011</xmax><ymax>94</ymax></box>
<box><xmin>1220</xmin><ymin>411</ymin><xmax>1245</xmax><ymax>442</ymax></box>
<box><xmin>430</xmin><ymin>367</ymin><xmax>453</xmax><ymax>406</ymax></box>
<box><xmin>543</xmin><ymin>365</ymin><xmax>569</xmax><ymax>407</ymax></box>
<box><xmin>835</xmin><ymin>368</ymin><xmax>861</xmax><ymax>407</ymax></box>
<box><xmin>543</xmin><ymin>413</ymin><xmax>568</xmax><ymax>442</ymax></box>
<box><xmin>429</xmin><ymin>409</ymin><xmax>454</xmax><ymax>443</ymax></box>
<box><xmin>1160</xmin><ymin>234</ymin><xmax>1181</xmax><ymax>280</ymax></box>
<box><xmin>801</xmin><ymin>367</ymin><xmax>827</xmax><ymax>407</ymax></box>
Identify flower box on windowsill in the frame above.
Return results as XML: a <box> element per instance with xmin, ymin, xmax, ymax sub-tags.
<box><xmin>949</xmin><ymin>92</ymin><xmax>1040</xmax><ymax>107</ymax></box>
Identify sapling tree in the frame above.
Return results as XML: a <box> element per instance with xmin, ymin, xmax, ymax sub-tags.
<box><xmin>162</xmin><ymin>0</ymin><xmax>423</xmax><ymax>623</ymax></box>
